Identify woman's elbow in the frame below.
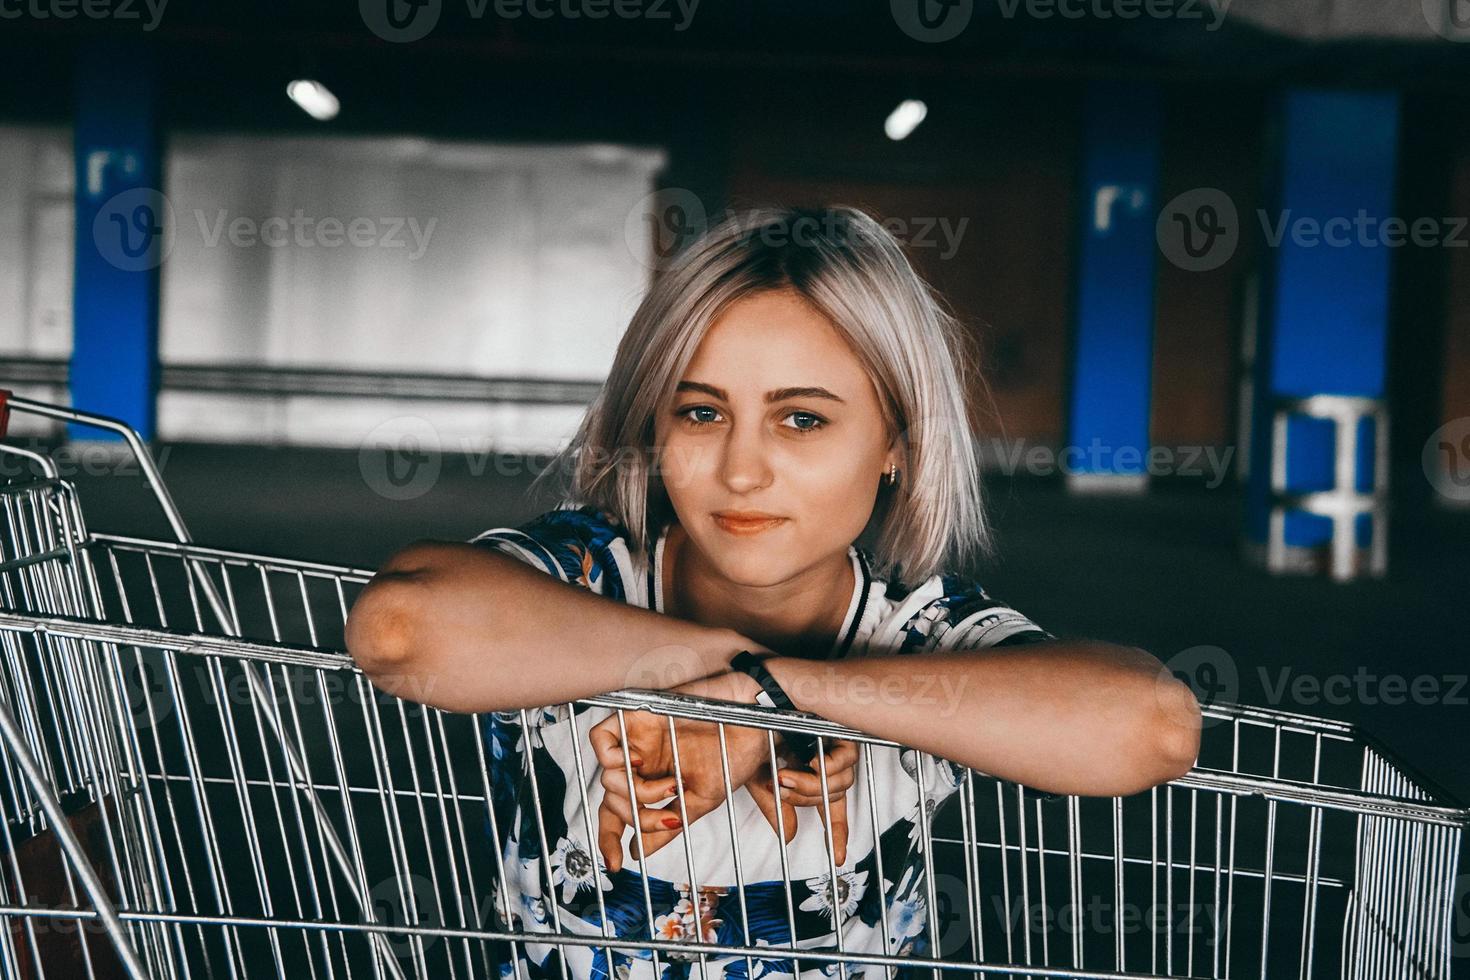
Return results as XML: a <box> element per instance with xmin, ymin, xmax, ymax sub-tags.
<box><xmin>1148</xmin><ymin>675</ymin><xmax>1203</xmax><ymax>783</ymax></box>
<box><xmin>1091</xmin><ymin>673</ymin><xmax>1201</xmax><ymax>798</ymax></box>
<box><xmin>345</xmin><ymin>576</ymin><xmax>429</xmax><ymax>692</ymax></box>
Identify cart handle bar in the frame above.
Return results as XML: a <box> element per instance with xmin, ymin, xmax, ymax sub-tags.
<box><xmin>0</xmin><ymin>388</ymin><xmax>195</xmax><ymax>545</ymax></box>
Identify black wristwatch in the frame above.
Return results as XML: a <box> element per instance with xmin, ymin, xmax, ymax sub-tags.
<box><xmin>729</xmin><ymin>650</ymin><xmax>819</xmax><ymax>765</ymax></box>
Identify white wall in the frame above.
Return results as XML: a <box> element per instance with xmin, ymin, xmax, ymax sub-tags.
<box><xmin>161</xmin><ymin>134</ymin><xmax>665</xmax><ymax>450</ymax></box>
<box><xmin>0</xmin><ymin>126</ymin><xmax>75</xmax><ymax>434</ymax></box>
<box><xmin>0</xmin><ymin>126</ymin><xmax>667</xmax><ymax>450</ymax></box>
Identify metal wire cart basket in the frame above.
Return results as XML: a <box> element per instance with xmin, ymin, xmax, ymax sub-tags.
<box><xmin>0</xmin><ymin>390</ymin><xmax>1464</xmax><ymax>980</ymax></box>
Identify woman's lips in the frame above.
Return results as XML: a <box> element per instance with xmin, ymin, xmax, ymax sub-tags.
<box><xmin>712</xmin><ymin>515</ymin><xmax>786</xmax><ymax>536</ymax></box>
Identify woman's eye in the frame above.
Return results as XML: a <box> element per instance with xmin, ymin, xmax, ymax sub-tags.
<box><xmin>782</xmin><ymin>411</ymin><xmax>827</xmax><ymax>434</ymax></box>
<box><xmin>677</xmin><ymin>406</ymin><xmax>721</xmax><ymax>427</ymax></box>
<box><xmin>674</xmin><ymin>406</ymin><xmax>826</xmax><ymax>434</ymax></box>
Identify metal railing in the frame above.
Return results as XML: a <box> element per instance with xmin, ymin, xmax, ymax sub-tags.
<box><xmin>0</xmin><ymin>388</ymin><xmax>1462</xmax><ymax>979</ymax></box>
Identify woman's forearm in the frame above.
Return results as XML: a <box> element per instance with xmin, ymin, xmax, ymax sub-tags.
<box><xmin>344</xmin><ymin>543</ymin><xmax>1200</xmax><ymax>795</ymax></box>
<box><xmin>762</xmin><ymin>642</ymin><xmax>1202</xmax><ymax>797</ymax></box>
<box><xmin>344</xmin><ymin>540</ymin><xmax>747</xmax><ymax>714</ymax></box>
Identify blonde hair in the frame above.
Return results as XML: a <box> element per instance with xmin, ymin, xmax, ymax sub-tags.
<box><xmin>528</xmin><ymin>205</ymin><xmax>996</xmax><ymax>586</ymax></box>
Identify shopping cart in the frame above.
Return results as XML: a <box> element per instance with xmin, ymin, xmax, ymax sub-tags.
<box><xmin>0</xmin><ymin>388</ymin><xmax>1464</xmax><ymax>980</ymax></box>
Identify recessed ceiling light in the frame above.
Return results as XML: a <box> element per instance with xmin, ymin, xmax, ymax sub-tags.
<box><xmin>885</xmin><ymin>99</ymin><xmax>928</xmax><ymax>141</ymax></box>
<box><xmin>287</xmin><ymin>79</ymin><xmax>340</xmax><ymax>122</ymax></box>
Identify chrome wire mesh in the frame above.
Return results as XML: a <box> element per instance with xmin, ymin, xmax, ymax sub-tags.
<box><xmin>0</xmin><ymin>417</ymin><xmax>1464</xmax><ymax>979</ymax></box>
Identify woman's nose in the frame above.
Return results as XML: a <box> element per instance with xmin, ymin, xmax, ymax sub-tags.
<box><xmin>718</xmin><ymin>424</ymin><xmax>774</xmax><ymax>492</ymax></box>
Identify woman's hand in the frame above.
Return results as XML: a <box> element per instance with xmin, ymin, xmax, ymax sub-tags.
<box><xmin>588</xmin><ymin>671</ymin><xmax>860</xmax><ymax>870</ymax></box>
<box><xmin>590</xmin><ymin>708</ymin><xmax>782</xmax><ymax>871</ymax></box>
<box><xmin>746</xmin><ymin>739</ymin><xmax>859</xmax><ymax>865</ymax></box>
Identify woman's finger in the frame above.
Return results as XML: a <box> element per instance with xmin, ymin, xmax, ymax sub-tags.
<box><xmin>753</xmin><ymin>772</ymin><xmax>845</xmax><ymax>809</ymax></box>
<box><xmin>826</xmin><ymin>739</ymin><xmax>860</xmax><ymax>771</ymax></box>
<box><xmin>746</xmin><ymin>778</ymin><xmax>798</xmax><ymax>845</ymax></box>
<box><xmin>589</xmin><ymin>724</ymin><xmax>643</xmax><ymax>772</ymax></box>
<box><xmin>597</xmin><ymin>799</ymin><xmax>627</xmax><ymax>873</ymax></box>
<box><xmin>776</xmin><ymin>766</ymin><xmax>855</xmax><ymax>797</ymax></box>
<box><xmin>600</xmin><ymin>767</ymin><xmax>679</xmax><ymax>804</ymax></box>
<box><xmin>600</xmin><ymin>787</ymin><xmax>687</xmax><ymax>834</ymax></box>
<box><xmin>816</xmin><ymin>793</ymin><xmax>850</xmax><ymax>867</ymax></box>
<box><xmin>628</xmin><ymin>826</ymin><xmax>684</xmax><ymax>862</ymax></box>
<box><xmin>770</xmin><ymin>790</ymin><xmax>847</xmax><ymax>809</ymax></box>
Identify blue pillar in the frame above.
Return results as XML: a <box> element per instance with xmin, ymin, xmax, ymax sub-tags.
<box><xmin>1243</xmin><ymin>90</ymin><xmax>1397</xmax><ymax>579</ymax></box>
<box><xmin>1065</xmin><ymin>81</ymin><xmax>1162</xmax><ymax>493</ymax></box>
<box><xmin>71</xmin><ymin>39</ymin><xmax>163</xmax><ymax>441</ymax></box>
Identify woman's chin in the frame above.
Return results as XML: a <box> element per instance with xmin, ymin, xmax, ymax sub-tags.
<box><xmin>698</xmin><ymin>549</ymin><xmax>792</xmax><ymax>588</ymax></box>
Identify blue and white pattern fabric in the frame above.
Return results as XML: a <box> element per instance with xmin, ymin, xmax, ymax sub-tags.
<box><xmin>469</xmin><ymin>504</ymin><xmax>1054</xmax><ymax>979</ymax></box>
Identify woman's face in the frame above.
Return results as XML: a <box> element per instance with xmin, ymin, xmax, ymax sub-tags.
<box><xmin>653</xmin><ymin>287</ymin><xmax>897</xmax><ymax>586</ymax></box>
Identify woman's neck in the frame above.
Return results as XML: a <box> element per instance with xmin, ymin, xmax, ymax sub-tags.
<box><xmin>662</xmin><ymin>522</ymin><xmax>852</xmax><ymax>660</ymax></box>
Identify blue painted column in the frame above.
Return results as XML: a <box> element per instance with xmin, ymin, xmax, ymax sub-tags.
<box><xmin>1065</xmin><ymin>81</ymin><xmax>1163</xmax><ymax>493</ymax></box>
<box><xmin>71</xmin><ymin>39</ymin><xmax>164</xmax><ymax>440</ymax></box>
<box><xmin>1243</xmin><ymin>90</ymin><xmax>1398</xmax><ymax>579</ymax></box>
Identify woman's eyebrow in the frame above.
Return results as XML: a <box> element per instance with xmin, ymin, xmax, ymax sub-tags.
<box><xmin>675</xmin><ymin>381</ymin><xmax>847</xmax><ymax>404</ymax></box>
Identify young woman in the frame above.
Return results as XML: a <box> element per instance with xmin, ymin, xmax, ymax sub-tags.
<box><xmin>345</xmin><ymin>206</ymin><xmax>1202</xmax><ymax>979</ymax></box>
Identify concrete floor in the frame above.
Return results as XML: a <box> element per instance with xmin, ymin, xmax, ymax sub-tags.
<box><xmin>60</xmin><ymin>441</ymin><xmax>1470</xmax><ymax>816</ymax></box>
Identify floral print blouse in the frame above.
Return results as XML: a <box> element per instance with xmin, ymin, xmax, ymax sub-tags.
<box><xmin>470</xmin><ymin>504</ymin><xmax>1054</xmax><ymax>980</ymax></box>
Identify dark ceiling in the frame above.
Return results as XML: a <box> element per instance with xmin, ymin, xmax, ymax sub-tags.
<box><xmin>1</xmin><ymin>0</ymin><xmax>1468</xmax><ymax>135</ymax></box>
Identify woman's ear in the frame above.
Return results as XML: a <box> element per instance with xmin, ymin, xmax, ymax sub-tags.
<box><xmin>884</xmin><ymin>421</ymin><xmax>905</xmax><ymax>457</ymax></box>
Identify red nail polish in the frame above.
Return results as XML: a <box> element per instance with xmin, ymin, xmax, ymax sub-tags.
<box><xmin>662</xmin><ymin>816</ymin><xmax>682</xmax><ymax>829</ymax></box>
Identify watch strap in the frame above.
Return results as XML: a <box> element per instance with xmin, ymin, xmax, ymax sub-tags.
<box><xmin>729</xmin><ymin>650</ymin><xmax>818</xmax><ymax>764</ymax></box>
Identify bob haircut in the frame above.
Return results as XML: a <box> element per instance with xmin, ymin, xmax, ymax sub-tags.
<box><xmin>529</xmin><ymin>204</ymin><xmax>997</xmax><ymax>587</ymax></box>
